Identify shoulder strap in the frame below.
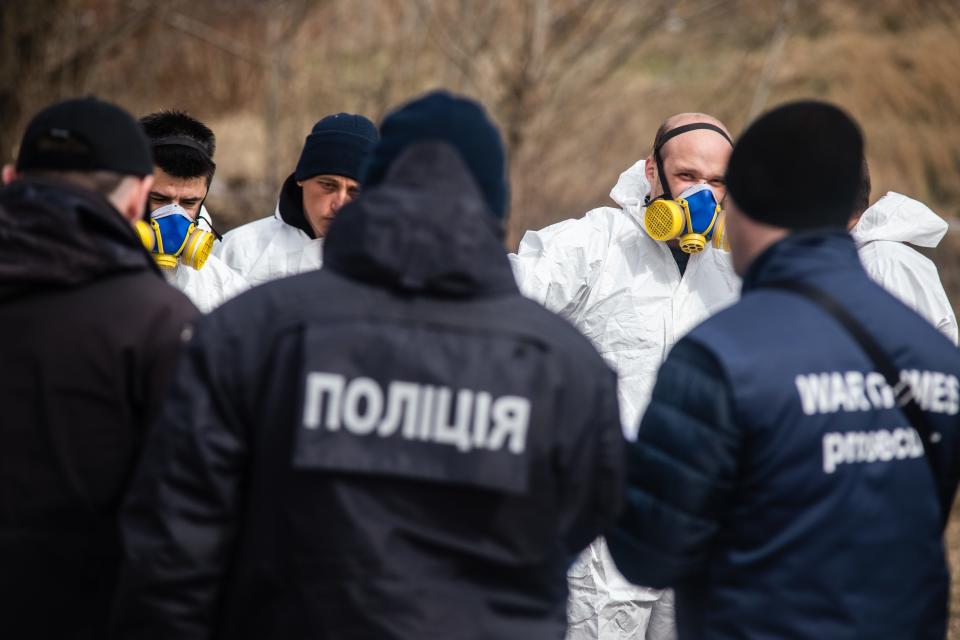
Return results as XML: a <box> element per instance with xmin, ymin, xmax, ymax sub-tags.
<box><xmin>762</xmin><ymin>280</ymin><xmax>948</xmax><ymax>521</ymax></box>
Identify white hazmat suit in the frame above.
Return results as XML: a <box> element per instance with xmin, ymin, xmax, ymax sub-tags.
<box><xmin>215</xmin><ymin>206</ymin><xmax>324</xmax><ymax>287</ymax></box>
<box><xmin>510</xmin><ymin>160</ymin><xmax>741</xmax><ymax>640</ymax></box>
<box><xmin>163</xmin><ymin>206</ymin><xmax>250</xmax><ymax>313</ymax></box>
<box><xmin>852</xmin><ymin>191</ymin><xmax>957</xmax><ymax>345</ymax></box>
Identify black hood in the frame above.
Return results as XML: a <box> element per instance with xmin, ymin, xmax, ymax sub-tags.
<box><xmin>0</xmin><ymin>178</ymin><xmax>159</xmax><ymax>301</ymax></box>
<box><xmin>277</xmin><ymin>173</ymin><xmax>316</xmax><ymax>239</ymax></box>
<box><xmin>323</xmin><ymin>142</ymin><xmax>517</xmax><ymax>297</ymax></box>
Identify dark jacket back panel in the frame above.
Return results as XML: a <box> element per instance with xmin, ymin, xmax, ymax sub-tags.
<box><xmin>0</xmin><ymin>180</ymin><xmax>198</xmax><ymax>639</ymax></box>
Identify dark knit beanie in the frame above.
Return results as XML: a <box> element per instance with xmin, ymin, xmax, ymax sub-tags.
<box><xmin>362</xmin><ymin>91</ymin><xmax>508</xmax><ymax>219</ymax></box>
<box><xmin>17</xmin><ymin>97</ymin><xmax>153</xmax><ymax>177</ymax></box>
<box><xmin>725</xmin><ymin>100</ymin><xmax>863</xmax><ymax>229</ymax></box>
<box><xmin>294</xmin><ymin>113</ymin><xmax>378</xmax><ymax>182</ymax></box>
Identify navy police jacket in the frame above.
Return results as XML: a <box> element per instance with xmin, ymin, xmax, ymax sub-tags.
<box><xmin>111</xmin><ymin>143</ymin><xmax>625</xmax><ymax>640</ymax></box>
<box><xmin>608</xmin><ymin>231</ymin><xmax>960</xmax><ymax>639</ymax></box>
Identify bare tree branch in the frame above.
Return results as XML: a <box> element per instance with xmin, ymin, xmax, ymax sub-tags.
<box><xmin>747</xmin><ymin>0</ymin><xmax>795</xmax><ymax>121</ymax></box>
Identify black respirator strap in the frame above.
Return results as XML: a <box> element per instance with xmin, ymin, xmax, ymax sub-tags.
<box><xmin>653</xmin><ymin>123</ymin><xmax>734</xmax><ymax>200</ymax></box>
<box><xmin>149</xmin><ymin>135</ymin><xmax>217</xmax><ymax>182</ymax></box>
<box><xmin>196</xmin><ymin>211</ymin><xmax>223</xmax><ymax>241</ymax></box>
<box><xmin>151</xmin><ymin>135</ymin><xmax>213</xmax><ymax>158</ymax></box>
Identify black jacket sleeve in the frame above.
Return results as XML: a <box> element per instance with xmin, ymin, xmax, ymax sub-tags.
<box><xmin>557</xmin><ymin>363</ymin><xmax>625</xmax><ymax>555</ymax></box>
<box><xmin>606</xmin><ymin>337</ymin><xmax>741</xmax><ymax>588</ymax></box>
<box><xmin>137</xmin><ymin>294</ymin><xmax>200</xmax><ymax>426</ymax></box>
<box><xmin>111</xmin><ymin>312</ymin><xmax>248</xmax><ymax>640</ymax></box>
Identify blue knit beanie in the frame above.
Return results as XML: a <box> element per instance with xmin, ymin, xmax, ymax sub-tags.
<box><xmin>362</xmin><ymin>91</ymin><xmax>508</xmax><ymax>218</ymax></box>
<box><xmin>294</xmin><ymin>113</ymin><xmax>378</xmax><ymax>182</ymax></box>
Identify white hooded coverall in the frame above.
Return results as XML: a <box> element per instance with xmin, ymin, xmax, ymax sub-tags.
<box><xmin>510</xmin><ymin>160</ymin><xmax>741</xmax><ymax>640</ymax></box>
<box><xmin>164</xmin><ymin>207</ymin><xmax>250</xmax><ymax>313</ymax></box>
<box><xmin>852</xmin><ymin>192</ymin><xmax>958</xmax><ymax>345</ymax></box>
<box><xmin>214</xmin><ymin>206</ymin><xmax>324</xmax><ymax>287</ymax></box>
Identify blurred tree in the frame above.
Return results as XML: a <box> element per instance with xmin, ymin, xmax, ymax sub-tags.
<box><xmin>413</xmin><ymin>0</ymin><xmax>679</xmax><ymax>240</ymax></box>
<box><xmin>0</xmin><ymin>0</ymin><xmax>155</xmax><ymax>163</ymax></box>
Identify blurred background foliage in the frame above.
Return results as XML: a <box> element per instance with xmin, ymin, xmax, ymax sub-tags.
<box><xmin>5</xmin><ymin>1</ymin><xmax>960</xmax><ymax>242</ymax></box>
<box><xmin>4</xmin><ymin>0</ymin><xmax>960</xmax><ymax>630</ymax></box>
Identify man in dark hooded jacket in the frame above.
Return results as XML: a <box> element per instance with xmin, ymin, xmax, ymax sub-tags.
<box><xmin>607</xmin><ymin>101</ymin><xmax>960</xmax><ymax>639</ymax></box>
<box><xmin>0</xmin><ymin>98</ymin><xmax>198</xmax><ymax>638</ymax></box>
<box><xmin>111</xmin><ymin>91</ymin><xmax>626</xmax><ymax>640</ymax></box>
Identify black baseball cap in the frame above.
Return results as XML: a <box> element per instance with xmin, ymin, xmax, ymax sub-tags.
<box><xmin>16</xmin><ymin>97</ymin><xmax>153</xmax><ymax>177</ymax></box>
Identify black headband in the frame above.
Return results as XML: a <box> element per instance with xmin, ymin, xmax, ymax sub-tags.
<box><xmin>148</xmin><ymin>134</ymin><xmax>217</xmax><ymax>225</ymax></box>
<box><xmin>655</xmin><ymin>123</ymin><xmax>733</xmax><ymax>152</ymax></box>
<box><xmin>150</xmin><ymin>135</ymin><xmax>212</xmax><ymax>159</ymax></box>
<box><xmin>654</xmin><ymin>123</ymin><xmax>733</xmax><ymax>200</ymax></box>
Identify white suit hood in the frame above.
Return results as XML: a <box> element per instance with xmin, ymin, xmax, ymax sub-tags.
<box><xmin>214</xmin><ymin>202</ymin><xmax>324</xmax><ymax>287</ymax></box>
<box><xmin>609</xmin><ymin>159</ymin><xmax>652</xmax><ymax>214</ymax></box>
<box><xmin>851</xmin><ymin>191</ymin><xmax>948</xmax><ymax>247</ymax></box>
<box><xmin>852</xmin><ymin>192</ymin><xmax>957</xmax><ymax>344</ymax></box>
<box><xmin>511</xmin><ymin>159</ymin><xmax>741</xmax><ymax>640</ymax></box>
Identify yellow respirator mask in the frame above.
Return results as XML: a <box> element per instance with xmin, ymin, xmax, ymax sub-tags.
<box><xmin>644</xmin><ymin>184</ymin><xmax>728</xmax><ymax>254</ymax></box>
<box><xmin>136</xmin><ymin>203</ymin><xmax>214</xmax><ymax>270</ymax></box>
<box><xmin>644</xmin><ymin>121</ymin><xmax>734</xmax><ymax>253</ymax></box>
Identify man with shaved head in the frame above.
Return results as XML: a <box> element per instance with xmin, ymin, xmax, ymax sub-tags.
<box><xmin>511</xmin><ymin>113</ymin><xmax>741</xmax><ymax>640</ymax></box>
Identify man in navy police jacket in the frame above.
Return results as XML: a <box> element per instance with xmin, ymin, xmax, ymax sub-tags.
<box><xmin>607</xmin><ymin>101</ymin><xmax>960</xmax><ymax>639</ymax></box>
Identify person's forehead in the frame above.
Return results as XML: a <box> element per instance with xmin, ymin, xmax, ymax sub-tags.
<box><xmin>310</xmin><ymin>173</ymin><xmax>359</xmax><ymax>186</ymax></box>
<box><xmin>152</xmin><ymin>169</ymin><xmax>207</xmax><ymax>195</ymax></box>
<box><xmin>662</xmin><ymin>130</ymin><xmax>731</xmax><ymax>171</ymax></box>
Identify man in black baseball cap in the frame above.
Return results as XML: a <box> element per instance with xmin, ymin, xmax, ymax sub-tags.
<box><xmin>0</xmin><ymin>97</ymin><xmax>198</xmax><ymax>639</ymax></box>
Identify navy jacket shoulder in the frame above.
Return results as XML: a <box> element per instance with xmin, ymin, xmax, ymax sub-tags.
<box><xmin>609</xmin><ymin>232</ymin><xmax>960</xmax><ymax>640</ymax></box>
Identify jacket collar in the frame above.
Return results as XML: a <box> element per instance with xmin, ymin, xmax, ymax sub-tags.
<box><xmin>0</xmin><ymin>177</ymin><xmax>160</xmax><ymax>301</ymax></box>
<box><xmin>741</xmin><ymin>229</ymin><xmax>861</xmax><ymax>293</ymax></box>
<box><xmin>323</xmin><ymin>142</ymin><xmax>517</xmax><ymax>298</ymax></box>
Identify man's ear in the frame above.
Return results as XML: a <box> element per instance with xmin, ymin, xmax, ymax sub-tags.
<box><xmin>113</xmin><ymin>175</ymin><xmax>155</xmax><ymax>225</ymax></box>
<box><xmin>644</xmin><ymin>154</ymin><xmax>655</xmax><ymax>184</ymax></box>
<box><xmin>2</xmin><ymin>164</ymin><xmax>18</xmax><ymax>185</ymax></box>
<box><xmin>644</xmin><ymin>154</ymin><xmax>662</xmax><ymax>198</ymax></box>
<box><xmin>130</xmin><ymin>175</ymin><xmax>155</xmax><ymax>224</ymax></box>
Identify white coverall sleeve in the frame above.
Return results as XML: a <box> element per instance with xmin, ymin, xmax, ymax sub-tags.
<box><xmin>197</xmin><ymin>256</ymin><xmax>251</xmax><ymax>313</ymax></box>
<box><xmin>853</xmin><ymin>192</ymin><xmax>956</xmax><ymax>344</ymax></box>
<box><xmin>509</xmin><ymin>208</ymin><xmax>621</xmax><ymax>317</ymax></box>
<box><xmin>859</xmin><ymin>242</ymin><xmax>959</xmax><ymax>345</ymax></box>
<box><xmin>169</xmin><ymin>256</ymin><xmax>251</xmax><ymax>314</ymax></box>
<box><xmin>213</xmin><ymin>221</ymin><xmax>265</xmax><ymax>282</ymax></box>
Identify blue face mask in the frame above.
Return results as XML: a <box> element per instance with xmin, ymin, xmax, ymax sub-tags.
<box><xmin>644</xmin><ymin>184</ymin><xmax>727</xmax><ymax>254</ymax></box>
<box><xmin>140</xmin><ymin>203</ymin><xmax>215</xmax><ymax>270</ymax></box>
